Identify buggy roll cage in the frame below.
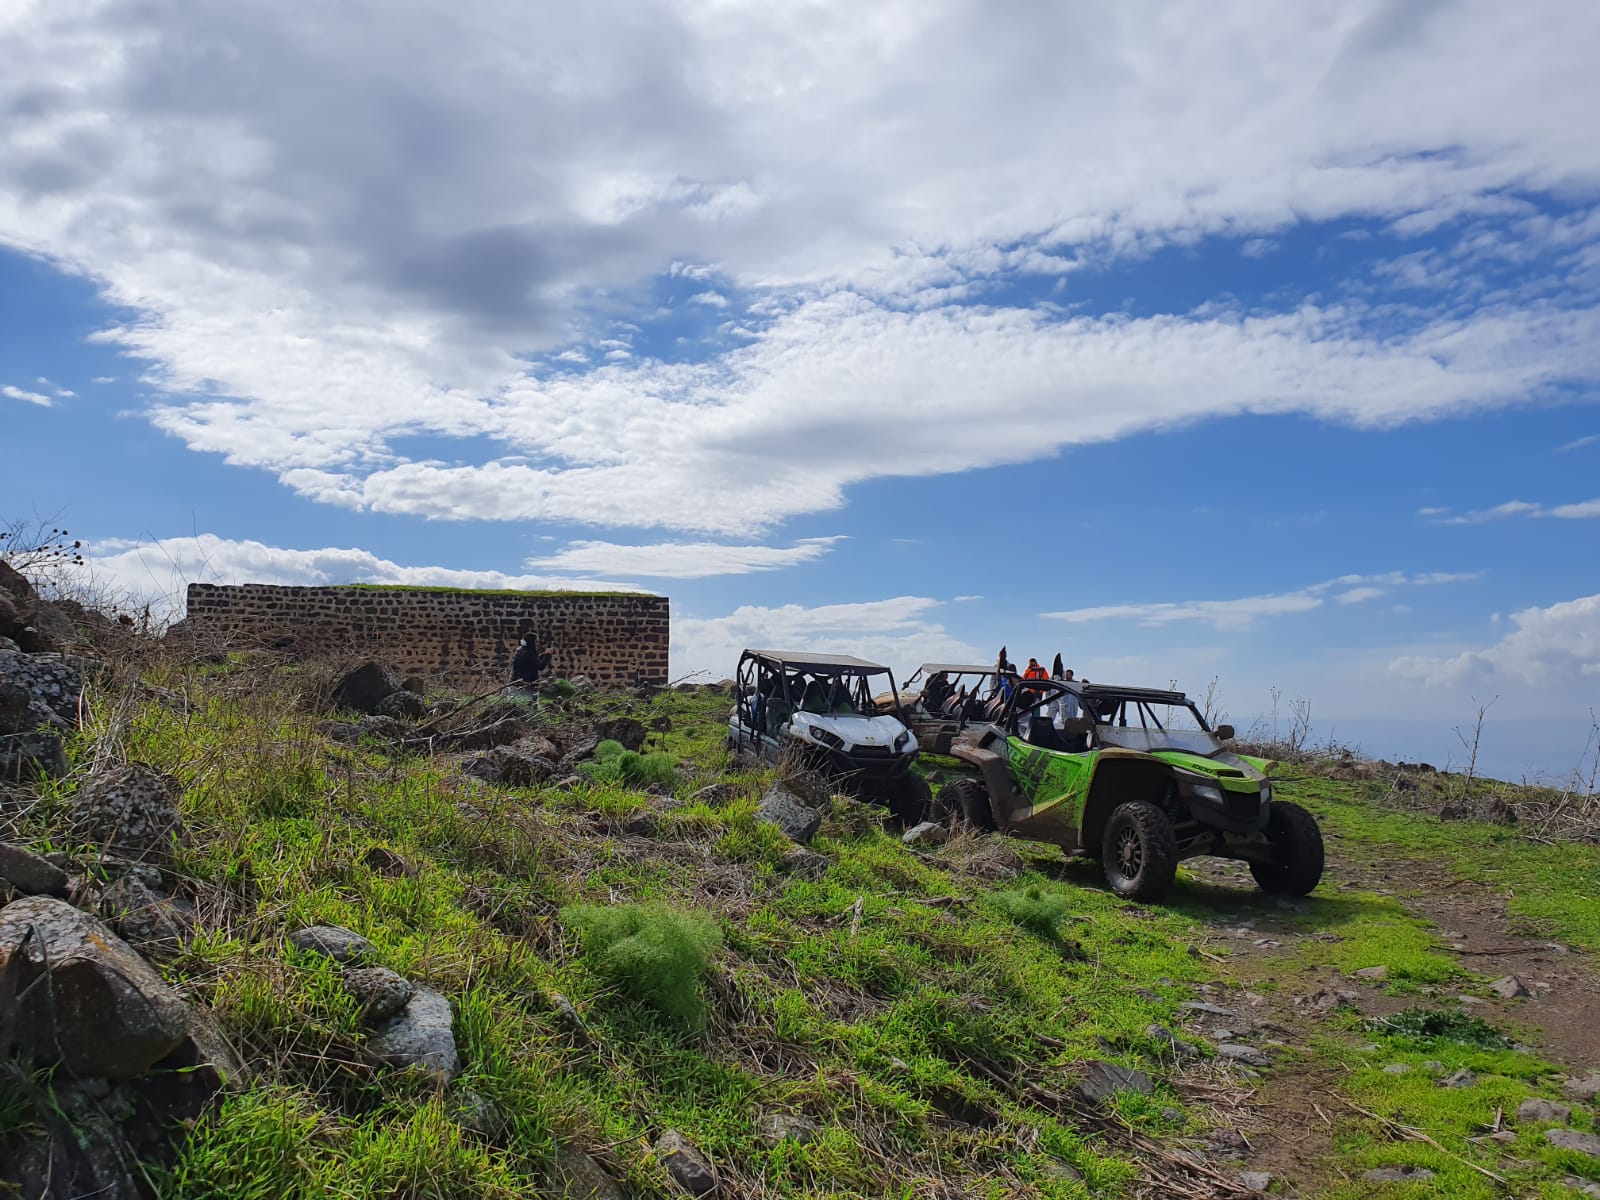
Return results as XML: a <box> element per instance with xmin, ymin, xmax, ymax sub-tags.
<box><xmin>963</xmin><ymin>677</ymin><xmax>1215</xmax><ymax>738</ymax></box>
<box><xmin>730</xmin><ymin>649</ymin><xmax>907</xmax><ymax>751</ymax></box>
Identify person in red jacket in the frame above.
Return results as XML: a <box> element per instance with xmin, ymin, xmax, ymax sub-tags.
<box><xmin>1023</xmin><ymin>657</ymin><xmax>1048</xmax><ymax>681</ymax></box>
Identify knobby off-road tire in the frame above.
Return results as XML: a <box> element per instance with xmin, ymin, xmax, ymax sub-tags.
<box><xmin>1249</xmin><ymin>800</ymin><xmax>1325</xmax><ymax>896</ymax></box>
<box><xmin>1101</xmin><ymin>800</ymin><xmax>1179</xmax><ymax>902</ymax></box>
<box><xmin>884</xmin><ymin>772</ymin><xmax>934</xmax><ymax>825</ymax></box>
<box><xmin>940</xmin><ymin>777</ymin><xmax>997</xmax><ymax>831</ymax></box>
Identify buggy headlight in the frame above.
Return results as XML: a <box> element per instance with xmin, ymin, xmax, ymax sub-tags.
<box><xmin>1191</xmin><ymin>783</ymin><xmax>1223</xmax><ymax>804</ymax></box>
<box><xmin>894</xmin><ymin>729</ymin><xmax>911</xmax><ymax>751</ymax></box>
<box><xmin>808</xmin><ymin>726</ymin><xmax>844</xmax><ymax>750</ymax></box>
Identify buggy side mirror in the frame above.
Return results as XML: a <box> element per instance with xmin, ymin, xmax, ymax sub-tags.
<box><xmin>1214</xmin><ymin>724</ymin><xmax>1235</xmax><ymax>741</ymax></box>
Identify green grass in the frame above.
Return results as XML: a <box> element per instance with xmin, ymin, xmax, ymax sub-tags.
<box><xmin>7</xmin><ymin>661</ymin><xmax>1599</xmax><ymax>1199</ymax></box>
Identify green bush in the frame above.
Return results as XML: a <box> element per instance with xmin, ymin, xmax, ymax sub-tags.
<box><xmin>989</xmin><ymin>885</ymin><xmax>1073</xmax><ymax>938</ymax></box>
<box><xmin>582</xmin><ymin>742</ymin><xmax>678</xmax><ymax>790</ymax></box>
<box><xmin>544</xmin><ymin>678</ymin><xmax>578</xmax><ymax>699</ymax></box>
<box><xmin>1366</xmin><ymin>1007</ymin><xmax>1511</xmax><ymax>1048</ymax></box>
<box><xmin>562</xmin><ymin>901</ymin><xmax>722</xmax><ymax>1025</ymax></box>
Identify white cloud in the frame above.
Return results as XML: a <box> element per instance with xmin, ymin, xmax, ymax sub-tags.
<box><xmin>1391</xmin><ymin>592</ymin><xmax>1600</xmax><ymax>687</ymax></box>
<box><xmin>1557</xmin><ymin>433</ymin><xmax>1599</xmax><ymax>452</ymax></box>
<box><xmin>91</xmin><ymin>376</ymin><xmax>116</xmax><ymax>384</ymax></box>
<box><xmin>83</xmin><ymin>534</ymin><xmax>641</xmax><ymax>618</ymax></box>
<box><xmin>1043</xmin><ymin>571</ymin><xmax>1478</xmax><ymax>631</ymax></box>
<box><xmin>1</xmin><ymin>2</ymin><xmax>1599</xmax><ymax>529</ymax></box>
<box><xmin>672</xmin><ymin>595</ymin><xmax>980</xmax><ymax>679</ymax></box>
<box><xmin>524</xmin><ymin>536</ymin><xmax>841</xmax><ymax>578</ymax></box>
<box><xmin>688</xmin><ymin>291</ymin><xmax>728</xmax><ymax>307</ymax></box>
<box><xmin>2</xmin><ymin>384</ymin><xmax>51</xmax><ymax>407</ymax></box>
<box><xmin>1431</xmin><ymin>497</ymin><xmax>1600</xmax><ymax>523</ymax></box>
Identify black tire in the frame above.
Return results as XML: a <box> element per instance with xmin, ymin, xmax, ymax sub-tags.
<box><xmin>941</xmin><ymin>777</ymin><xmax>997</xmax><ymax>831</ymax></box>
<box><xmin>1249</xmin><ymin>800</ymin><xmax>1325</xmax><ymax>896</ymax></box>
<box><xmin>1101</xmin><ymin>801</ymin><xmax>1179</xmax><ymax>902</ymax></box>
<box><xmin>884</xmin><ymin>772</ymin><xmax>933</xmax><ymax>825</ymax></box>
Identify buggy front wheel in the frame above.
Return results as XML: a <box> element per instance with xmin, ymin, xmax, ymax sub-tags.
<box><xmin>1249</xmin><ymin>800</ymin><xmax>1325</xmax><ymax>896</ymax></box>
<box><xmin>1101</xmin><ymin>801</ymin><xmax>1179</xmax><ymax>902</ymax></box>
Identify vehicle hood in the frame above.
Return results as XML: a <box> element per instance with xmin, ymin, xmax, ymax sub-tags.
<box><xmin>1149</xmin><ymin>748</ymin><xmax>1266</xmax><ymax>784</ymax></box>
<box><xmin>793</xmin><ymin>712</ymin><xmax>911</xmax><ymax>749</ymax></box>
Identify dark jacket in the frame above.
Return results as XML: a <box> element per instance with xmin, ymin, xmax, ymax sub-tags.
<box><xmin>511</xmin><ymin>639</ymin><xmax>552</xmax><ymax>684</ymax></box>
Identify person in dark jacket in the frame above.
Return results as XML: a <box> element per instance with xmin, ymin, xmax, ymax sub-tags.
<box><xmin>510</xmin><ymin>629</ymin><xmax>552</xmax><ymax>695</ymax></box>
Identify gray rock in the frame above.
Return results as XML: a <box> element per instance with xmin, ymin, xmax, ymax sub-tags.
<box><xmin>1180</xmin><ymin>1001</ymin><xmax>1237</xmax><ymax>1018</ymax></box>
<box><xmin>100</xmin><ymin>874</ymin><xmax>187</xmax><ymax>959</ymax></box>
<box><xmin>358</xmin><ymin>714</ymin><xmax>412</xmax><ymax>742</ymax></box>
<box><xmin>1217</xmin><ymin>1044</ymin><xmax>1270</xmax><ymax>1067</ymax></box>
<box><xmin>1240</xmin><ymin>1171</ymin><xmax>1273</xmax><ymax>1192</ymax></box>
<box><xmin>0</xmin><ymin>896</ymin><xmax>191</xmax><ymax>1078</ymax></box>
<box><xmin>1490</xmin><ymin>975</ymin><xmax>1531</xmax><ymax>1000</ymax></box>
<box><xmin>1043</xmin><ymin>1161</ymin><xmax>1084</xmax><ymax>1184</ymax></box>
<box><xmin>758</xmin><ymin>1111</ymin><xmax>820</xmax><ymax>1146</ymax></box>
<box><xmin>316</xmin><ymin>719</ymin><xmax>363</xmax><ymax>744</ymax></box>
<box><xmin>0</xmin><ymin>650</ymin><xmax>84</xmax><ymax>726</ymax></box>
<box><xmin>374</xmin><ymin>689</ymin><xmax>427</xmax><ymax>720</ymax></box>
<box><xmin>0</xmin><ymin>843</ymin><xmax>69</xmax><ymax>896</ymax></box>
<box><xmin>1518</xmin><ymin>1097</ymin><xmax>1573</xmax><ymax>1124</ymax></box>
<box><xmin>549</xmin><ymin>991</ymin><xmax>593</xmax><ymax>1045</ymax></box>
<box><xmin>448</xmin><ymin>1086</ymin><xmax>504</xmax><ymax>1137</ymax></box>
<box><xmin>69</xmin><ymin>763</ymin><xmax>186</xmax><ymax>862</ymax></box>
<box><xmin>655</xmin><ymin>1129</ymin><xmax>717</xmax><ymax>1195</ymax></box>
<box><xmin>1353</xmin><ymin>965</ymin><xmax>1388</xmax><ymax>981</ymax></box>
<box><xmin>1074</xmin><ymin>1060</ymin><xmax>1155</xmax><ymax>1105</ymax></box>
<box><xmin>550</xmin><ymin>1145</ymin><xmax>627</xmax><ymax>1200</ymax></box>
<box><xmin>1561</xmin><ymin>1176</ymin><xmax>1600</xmax><ymax>1198</ymax></box>
<box><xmin>367</xmin><ymin>983</ymin><xmax>458</xmax><ymax>1080</ymax></box>
<box><xmin>782</xmin><ymin>846</ymin><xmax>830</xmax><ymax>879</ymax></box>
<box><xmin>1362</xmin><ymin>1166</ymin><xmax>1436</xmax><ymax>1182</ymax></box>
<box><xmin>288</xmin><ymin>924</ymin><xmax>372</xmax><ymax>962</ymax></box>
<box><xmin>332</xmin><ymin>661</ymin><xmax>405</xmax><ymax>714</ymax></box>
<box><xmin>1147</xmin><ymin>1023</ymin><xmax>1202</xmax><ymax>1058</ymax></box>
<box><xmin>344</xmin><ymin>966</ymin><xmax>415</xmax><ymax>1023</ymax></box>
<box><xmin>756</xmin><ymin>784</ymin><xmax>822</xmax><ymax>844</ymax></box>
<box><xmin>1440</xmin><ymin>1068</ymin><xmax>1477</xmax><ymax>1089</ymax></box>
<box><xmin>1565</xmin><ymin>1073</ymin><xmax>1600</xmax><ymax>1100</ymax></box>
<box><xmin>465</xmin><ymin>745</ymin><xmax>556</xmax><ymax>787</ymax></box>
<box><xmin>594</xmin><ymin>716</ymin><xmax>648</xmax><ymax>752</ymax></box>
<box><xmin>901</xmin><ymin>820</ymin><xmax>948</xmax><ymax>846</ymax></box>
<box><xmin>693</xmin><ymin>781</ymin><xmax>741</xmax><ymax>807</ymax></box>
<box><xmin>0</xmin><ymin>730</ymin><xmax>67</xmax><ymax>782</ymax></box>
<box><xmin>1382</xmin><ymin>1063</ymin><xmax>1411</xmax><ymax>1074</ymax></box>
<box><xmin>0</xmin><ymin>676</ymin><xmax>30</xmax><ymax>732</ymax></box>
<box><xmin>1546</xmin><ymin>1128</ymin><xmax>1600</xmax><ymax>1157</ymax></box>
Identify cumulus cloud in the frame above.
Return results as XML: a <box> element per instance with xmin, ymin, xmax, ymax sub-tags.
<box><xmin>2</xmin><ymin>1</ymin><xmax>1600</xmax><ymax>530</ymax></box>
<box><xmin>3</xmin><ymin>384</ymin><xmax>51</xmax><ymax>407</ymax></box>
<box><xmin>1043</xmin><ymin>571</ymin><xmax>1480</xmax><ymax>631</ymax></box>
<box><xmin>524</xmin><ymin>536</ymin><xmax>841</xmax><ymax>578</ymax></box>
<box><xmin>83</xmin><ymin>533</ymin><xmax>640</xmax><ymax>618</ymax></box>
<box><xmin>1391</xmin><ymin>593</ymin><xmax>1600</xmax><ymax>687</ymax></box>
<box><xmin>672</xmin><ymin>596</ymin><xmax>980</xmax><ymax>679</ymax></box>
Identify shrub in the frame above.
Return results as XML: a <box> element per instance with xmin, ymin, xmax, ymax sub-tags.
<box><xmin>562</xmin><ymin>901</ymin><xmax>722</xmax><ymax>1025</ymax></box>
<box><xmin>1366</xmin><ymin>1007</ymin><xmax>1511</xmax><ymax>1048</ymax></box>
<box><xmin>989</xmin><ymin>885</ymin><xmax>1073</xmax><ymax>938</ymax></box>
<box><xmin>582</xmin><ymin>742</ymin><xmax>678</xmax><ymax>790</ymax></box>
<box><xmin>544</xmin><ymin>678</ymin><xmax>578</xmax><ymax>699</ymax></box>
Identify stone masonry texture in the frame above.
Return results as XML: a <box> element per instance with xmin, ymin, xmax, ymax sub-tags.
<box><xmin>182</xmin><ymin>585</ymin><xmax>669</xmax><ymax>689</ymax></box>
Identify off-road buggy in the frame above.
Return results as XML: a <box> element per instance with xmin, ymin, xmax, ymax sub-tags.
<box><xmin>728</xmin><ymin>649</ymin><xmax>930</xmax><ymax>821</ymax></box>
<box><xmin>942</xmin><ymin>678</ymin><xmax>1323</xmax><ymax>902</ymax></box>
<box><xmin>894</xmin><ymin>663</ymin><xmax>999</xmax><ymax>754</ymax></box>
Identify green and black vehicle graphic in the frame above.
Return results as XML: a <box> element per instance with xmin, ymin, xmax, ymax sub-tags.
<box><xmin>942</xmin><ymin>679</ymin><xmax>1323</xmax><ymax>902</ymax></box>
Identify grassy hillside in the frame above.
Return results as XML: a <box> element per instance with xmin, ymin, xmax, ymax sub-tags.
<box><xmin>4</xmin><ymin>655</ymin><xmax>1600</xmax><ymax>1198</ymax></box>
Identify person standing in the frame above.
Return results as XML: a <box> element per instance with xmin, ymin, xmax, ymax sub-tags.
<box><xmin>510</xmin><ymin>627</ymin><xmax>552</xmax><ymax>698</ymax></box>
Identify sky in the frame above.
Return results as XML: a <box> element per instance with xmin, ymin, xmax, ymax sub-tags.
<box><xmin>3</xmin><ymin>0</ymin><xmax>1599</xmax><ymax>782</ymax></box>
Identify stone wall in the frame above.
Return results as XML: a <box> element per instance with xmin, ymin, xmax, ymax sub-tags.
<box><xmin>182</xmin><ymin>584</ymin><xmax>670</xmax><ymax>689</ymax></box>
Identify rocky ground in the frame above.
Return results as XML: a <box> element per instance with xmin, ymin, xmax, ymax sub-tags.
<box><xmin>2</xmin><ymin>565</ymin><xmax>1599</xmax><ymax>1198</ymax></box>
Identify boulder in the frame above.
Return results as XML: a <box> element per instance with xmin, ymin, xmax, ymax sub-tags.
<box><xmin>0</xmin><ymin>843</ymin><xmax>69</xmax><ymax>896</ymax></box>
<box><xmin>756</xmin><ymin>784</ymin><xmax>821</xmax><ymax>844</ymax></box>
<box><xmin>1490</xmin><ymin>975</ymin><xmax>1531</xmax><ymax>1000</ymax></box>
<box><xmin>901</xmin><ymin>820</ymin><xmax>948</xmax><ymax>846</ymax></box>
<box><xmin>401</xmin><ymin>675</ymin><xmax>427</xmax><ymax>695</ymax></box>
<box><xmin>0</xmin><ymin>651</ymin><xmax>84</xmax><ymax>726</ymax></box>
<box><xmin>757</xmin><ymin>1112</ymin><xmax>819</xmax><ymax>1147</ymax></box>
<box><xmin>1545</xmin><ymin>1128</ymin><xmax>1600</xmax><ymax>1157</ymax></box>
<box><xmin>367</xmin><ymin>983</ymin><xmax>459</xmax><ymax>1080</ymax></box>
<box><xmin>1440</xmin><ymin>1068</ymin><xmax>1477</xmax><ymax>1089</ymax></box>
<box><xmin>1240</xmin><ymin>1171</ymin><xmax>1273</xmax><ymax>1192</ymax></box>
<box><xmin>1073</xmin><ymin>1061</ymin><xmax>1154</xmax><ymax>1105</ymax></box>
<box><xmin>375</xmin><ymin>690</ymin><xmax>427</xmax><ymax>721</ymax></box>
<box><xmin>1564</xmin><ymin>1072</ymin><xmax>1600</xmax><ymax>1100</ymax></box>
<box><xmin>0</xmin><ymin>731</ymin><xmax>68</xmax><ymax>782</ymax></box>
<box><xmin>550</xmin><ymin>1145</ymin><xmax>628</xmax><ymax>1200</ymax></box>
<box><xmin>1216</xmin><ymin>1043</ymin><xmax>1271</xmax><ymax>1067</ymax></box>
<box><xmin>1517</xmin><ymin>1097</ymin><xmax>1573</xmax><ymax>1124</ymax></box>
<box><xmin>332</xmin><ymin>661</ymin><xmax>405</xmax><ymax>714</ymax></box>
<box><xmin>0</xmin><ymin>677</ymin><xmax>30</xmax><ymax>731</ymax></box>
<box><xmin>288</xmin><ymin>924</ymin><xmax>371</xmax><ymax>962</ymax></box>
<box><xmin>100</xmin><ymin>875</ymin><xmax>188</xmax><ymax>959</ymax></box>
<box><xmin>358</xmin><ymin>714</ymin><xmax>412</xmax><ymax>743</ymax></box>
<box><xmin>655</xmin><ymin>1129</ymin><xmax>717</xmax><ymax>1196</ymax></box>
<box><xmin>69</xmin><ymin>763</ymin><xmax>186</xmax><ymax>862</ymax></box>
<box><xmin>0</xmin><ymin>897</ymin><xmax>191</xmax><ymax>1078</ymax></box>
<box><xmin>344</xmin><ymin>966</ymin><xmax>415</xmax><ymax>1023</ymax></box>
<box><xmin>465</xmin><ymin>746</ymin><xmax>556</xmax><ymax>787</ymax></box>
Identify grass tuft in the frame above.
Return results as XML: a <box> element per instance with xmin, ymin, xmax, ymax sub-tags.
<box><xmin>1366</xmin><ymin>1007</ymin><xmax>1513</xmax><ymax>1049</ymax></box>
<box><xmin>989</xmin><ymin>884</ymin><xmax>1074</xmax><ymax>938</ymax></box>
<box><xmin>562</xmin><ymin>901</ymin><xmax>722</xmax><ymax>1025</ymax></box>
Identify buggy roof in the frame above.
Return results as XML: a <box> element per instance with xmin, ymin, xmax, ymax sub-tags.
<box><xmin>915</xmin><ymin>663</ymin><xmax>996</xmax><ymax>676</ymax></box>
<box><xmin>1077</xmin><ymin>682</ymin><xmax>1189</xmax><ymax>705</ymax></box>
<box><xmin>741</xmin><ymin>649</ymin><xmax>891</xmax><ymax>672</ymax></box>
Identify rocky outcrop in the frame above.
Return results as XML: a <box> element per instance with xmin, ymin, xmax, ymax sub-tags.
<box><xmin>756</xmin><ymin>784</ymin><xmax>822</xmax><ymax>844</ymax></box>
<box><xmin>333</xmin><ymin>661</ymin><xmax>405</xmax><ymax>714</ymax></box>
<box><xmin>367</xmin><ymin>983</ymin><xmax>459</xmax><ymax>1080</ymax></box>
<box><xmin>288</xmin><ymin>924</ymin><xmax>372</xmax><ymax>962</ymax></box>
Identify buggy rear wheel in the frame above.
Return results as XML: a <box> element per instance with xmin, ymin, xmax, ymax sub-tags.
<box><xmin>1249</xmin><ymin>800</ymin><xmax>1325</xmax><ymax>896</ymax></box>
<box><xmin>940</xmin><ymin>777</ymin><xmax>997</xmax><ymax>831</ymax></box>
<box><xmin>1101</xmin><ymin>801</ymin><xmax>1178</xmax><ymax>902</ymax></box>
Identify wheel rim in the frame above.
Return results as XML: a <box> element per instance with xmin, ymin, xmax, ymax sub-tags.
<box><xmin>1115</xmin><ymin>825</ymin><xmax>1143</xmax><ymax>878</ymax></box>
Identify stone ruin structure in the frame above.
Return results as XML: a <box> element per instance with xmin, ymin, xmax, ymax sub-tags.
<box><xmin>180</xmin><ymin>583</ymin><xmax>670</xmax><ymax>689</ymax></box>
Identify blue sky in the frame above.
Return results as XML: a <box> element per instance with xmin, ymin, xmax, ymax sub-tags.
<box><xmin>3</xmin><ymin>0</ymin><xmax>1599</xmax><ymax>781</ymax></box>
